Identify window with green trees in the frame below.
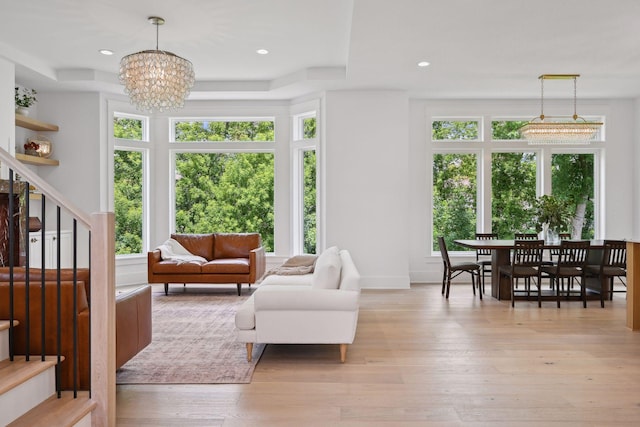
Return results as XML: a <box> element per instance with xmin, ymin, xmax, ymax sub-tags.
<box><xmin>303</xmin><ymin>150</ymin><xmax>317</xmax><ymax>253</ymax></box>
<box><xmin>432</xmin><ymin>115</ymin><xmax>600</xmax><ymax>253</ymax></box>
<box><xmin>432</xmin><ymin>153</ymin><xmax>477</xmax><ymax>250</ymax></box>
<box><xmin>551</xmin><ymin>153</ymin><xmax>594</xmax><ymax>239</ymax></box>
<box><xmin>173</xmin><ymin>119</ymin><xmax>275</xmax><ymax>252</ymax></box>
<box><xmin>113</xmin><ymin>116</ymin><xmax>145</xmax><ymax>255</ymax></box>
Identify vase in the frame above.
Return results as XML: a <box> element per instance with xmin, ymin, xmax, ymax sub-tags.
<box><xmin>545</xmin><ymin>228</ymin><xmax>559</xmax><ymax>244</ymax></box>
<box><xmin>15</xmin><ymin>106</ymin><xmax>29</xmax><ymax>116</ymax></box>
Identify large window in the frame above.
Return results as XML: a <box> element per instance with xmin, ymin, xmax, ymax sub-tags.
<box><xmin>171</xmin><ymin>119</ymin><xmax>275</xmax><ymax>252</ymax></box>
<box><xmin>551</xmin><ymin>153</ymin><xmax>595</xmax><ymax>239</ymax></box>
<box><xmin>293</xmin><ymin>112</ymin><xmax>318</xmax><ymax>254</ymax></box>
<box><xmin>113</xmin><ymin>114</ymin><xmax>147</xmax><ymax>256</ymax></box>
<box><xmin>491</xmin><ymin>152</ymin><xmax>537</xmax><ymax>238</ymax></box>
<box><xmin>432</xmin><ymin>153</ymin><xmax>477</xmax><ymax>251</ymax></box>
<box><xmin>432</xmin><ymin>114</ymin><xmax>602</xmax><ymax>253</ymax></box>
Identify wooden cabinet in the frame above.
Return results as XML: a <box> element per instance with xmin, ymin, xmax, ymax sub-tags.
<box><xmin>15</xmin><ymin>115</ymin><xmax>59</xmax><ymax>166</ymax></box>
<box><xmin>28</xmin><ymin>230</ymin><xmax>72</xmax><ymax>269</ymax></box>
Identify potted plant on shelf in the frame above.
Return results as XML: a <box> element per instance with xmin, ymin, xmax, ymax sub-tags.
<box><xmin>15</xmin><ymin>86</ymin><xmax>37</xmax><ymax>116</ymax></box>
<box><xmin>533</xmin><ymin>194</ymin><xmax>573</xmax><ymax>243</ymax></box>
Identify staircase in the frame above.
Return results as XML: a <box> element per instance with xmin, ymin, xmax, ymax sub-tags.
<box><xmin>0</xmin><ymin>146</ymin><xmax>116</xmax><ymax>426</ymax></box>
<box><xmin>0</xmin><ymin>320</ymin><xmax>96</xmax><ymax>426</ymax></box>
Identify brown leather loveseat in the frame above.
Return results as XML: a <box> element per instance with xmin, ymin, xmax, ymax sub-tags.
<box><xmin>147</xmin><ymin>233</ymin><xmax>266</xmax><ymax>295</ymax></box>
<box><xmin>0</xmin><ymin>267</ymin><xmax>151</xmax><ymax>390</ymax></box>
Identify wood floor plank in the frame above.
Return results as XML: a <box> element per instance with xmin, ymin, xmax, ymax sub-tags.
<box><xmin>117</xmin><ymin>283</ymin><xmax>640</xmax><ymax>425</ymax></box>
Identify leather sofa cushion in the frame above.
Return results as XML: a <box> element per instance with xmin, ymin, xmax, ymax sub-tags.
<box><xmin>214</xmin><ymin>233</ymin><xmax>261</xmax><ymax>259</ymax></box>
<box><xmin>152</xmin><ymin>259</ymin><xmax>203</xmax><ymax>274</ymax></box>
<box><xmin>171</xmin><ymin>233</ymin><xmax>215</xmax><ymax>260</ymax></box>
<box><xmin>202</xmin><ymin>258</ymin><xmax>250</xmax><ymax>274</ymax></box>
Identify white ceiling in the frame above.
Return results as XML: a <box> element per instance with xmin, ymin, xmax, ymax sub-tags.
<box><xmin>2</xmin><ymin>0</ymin><xmax>640</xmax><ymax>100</ymax></box>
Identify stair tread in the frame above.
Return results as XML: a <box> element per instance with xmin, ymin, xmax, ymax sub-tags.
<box><xmin>0</xmin><ymin>355</ymin><xmax>61</xmax><ymax>394</ymax></box>
<box><xmin>7</xmin><ymin>391</ymin><xmax>95</xmax><ymax>427</ymax></box>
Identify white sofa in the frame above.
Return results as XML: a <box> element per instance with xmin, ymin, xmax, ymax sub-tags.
<box><xmin>235</xmin><ymin>247</ymin><xmax>361</xmax><ymax>362</ymax></box>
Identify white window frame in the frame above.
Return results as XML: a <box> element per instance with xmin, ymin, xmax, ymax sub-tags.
<box><xmin>291</xmin><ymin>111</ymin><xmax>318</xmax><ymax>254</ymax></box>
<box><xmin>112</xmin><ymin>111</ymin><xmax>150</xmax><ymax>258</ymax></box>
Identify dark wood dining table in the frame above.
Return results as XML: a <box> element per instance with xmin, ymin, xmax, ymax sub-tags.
<box><xmin>454</xmin><ymin>239</ymin><xmax>605</xmax><ymax>300</ymax></box>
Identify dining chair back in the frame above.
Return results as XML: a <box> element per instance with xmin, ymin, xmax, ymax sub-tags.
<box><xmin>438</xmin><ymin>236</ymin><xmax>481</xmax><ymax>299</ymax></box>
<box><xmin>541</xmin><ymin>240</ymin><xmax>590</xmax><ymax>307</ymax></box>
<box><xmin>514</xmin><ymin>233</ymin><xmax>538</xmax><ymax>240</ymax></box>
<box><xmin>586</xmin><ymin>240</ymin><xmax>627</xmax><ymax>307</ymax></box>
<box><xmin>475</xmin><ymin>233</ymin><xmax>497</xmax><ymax>294</ymax></box>
<box><xmin>500</xmin><ymin>239</ymin><xmax>545</xmax><ymax>307</ymax></box>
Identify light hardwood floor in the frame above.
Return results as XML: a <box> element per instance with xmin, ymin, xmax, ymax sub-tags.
<box><xmin>116</xmin><ymin>283</ymin><xmax>640</xmax><ymax>426</ymax></box>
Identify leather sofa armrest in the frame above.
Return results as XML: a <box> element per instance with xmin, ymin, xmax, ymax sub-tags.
<box><xmin>116</xmin><ymin>285</ymin><xmax>152</xmax><ymax>370</ymax></box>
<box><xmin>148</xmin><ymin>250</ymin><xmax>161</xmax><ymax>279</ymax></box>
<box><xmin>249</xmin><ymin>246</ymin><xmax>266</xmax><ymax>283</ymax></box>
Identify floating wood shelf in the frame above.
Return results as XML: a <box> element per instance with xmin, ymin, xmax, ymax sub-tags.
<box><xmin>15</xmin><ymin>115</ymin><xmax>59</xmax><ymax>132</ymax></box>
<box><xmin>15</xmin><ymin>153</ymin><xmax>59</xmax><ymax>166</ymax></box>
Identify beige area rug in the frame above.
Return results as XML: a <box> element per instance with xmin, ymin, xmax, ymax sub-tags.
<box><xmin>116</xmin><ymin>285</ymin><xmax>264</xmax><ymax>384</ymax></box>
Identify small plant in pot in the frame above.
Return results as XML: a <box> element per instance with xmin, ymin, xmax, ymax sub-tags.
<box><xmin>15</xmin><ymin>86</ymin><xmax>37</xmax><ymax>116</ymax></box>
<box><xmin>533</xmin><ymin>194</ymin><xmax>573</xmax><ymax>243</ymax></box>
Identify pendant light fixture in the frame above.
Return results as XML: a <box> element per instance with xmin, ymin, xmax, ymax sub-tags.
<box><xmin>519</xmin><ymin>74</ymin><xmax>602</xmax><ymax>144</ymax></box>
<box><xmin>119</xmin><ymin>16</ymin><xmax>195</xmax><ymax>112</ymax></box>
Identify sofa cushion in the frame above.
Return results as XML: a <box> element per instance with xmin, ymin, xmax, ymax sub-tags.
<box><xmin>171</xmin><ymin>233</ymin><xmax>215</xmax><ymax>260</ymax></box>
<box><xmin>312</xmin><ymin>246</ymin><xmax>342</xmax><ymax>289</ymax></box>
<box><xmin>202</xmin><ymin>258</ymin><xmax>250</xmax><ymax>274</ymax></box>
<box><xmin>152</xmin><ymin>259</ymin><xmax>203</xmax><ymax>274</ymax></box>
<box><xmin>214</xmin><ymin>233</ymin><xmax>261</xmax><ymax>259</ymax></box>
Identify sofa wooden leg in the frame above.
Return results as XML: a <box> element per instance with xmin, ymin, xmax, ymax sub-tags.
<box><xmin>164</xmin><ymin>283</ymin><xmax>169</xmax><ymax>295</ymax></box>
<box><xmin>237</xmin><ymin>283</ymin><xmax>242</xmax><ymax>296</ymax></box>
<box><xmin>246</xmin><ymin>343</ymin><xmax>253</xmax><ymax>362</ymax></box>
<box><xmin>339</xmin><ymin>344</ymin><xmax>347</xmax><ymax>363</ymax></box>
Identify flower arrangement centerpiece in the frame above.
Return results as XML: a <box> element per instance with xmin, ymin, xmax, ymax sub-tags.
<box><xmin>533</xmin><ymin>194</ymin><xmax>573</xmax><ymax>243</ymax></box>
<box><xmin>15</xmin><ymin>86</ymin><xmax>37</xmax><ymax>115</ymax></box>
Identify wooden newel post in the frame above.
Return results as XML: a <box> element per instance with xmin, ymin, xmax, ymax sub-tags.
<box><xmin>91</xmin><ymin>212</ymin><xmax>116</xmax><ymax>426</ymax></box>
<box><xmin>626</xmin><ymin>241</ymin><xmax>640</xmax><ymax>330</ymax></box>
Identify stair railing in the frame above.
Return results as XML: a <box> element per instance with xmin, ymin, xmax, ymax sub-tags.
<box><xmin>0</xmin><ymin>146</ymin><xmax>115</xmax><ymax>426</ymax></box>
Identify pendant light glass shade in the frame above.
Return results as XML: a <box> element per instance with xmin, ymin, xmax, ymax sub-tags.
<box><xmin>119</xmin><ymin>17</ymin><xmax>195</xmax><ymax>113</ymax></box>
<box><xmin>520</xmin><ymin>74</ymin><xmax>602</xmax><ymax>144</ymax></box>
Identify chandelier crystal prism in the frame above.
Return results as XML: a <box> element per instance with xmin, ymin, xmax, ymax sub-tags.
<box><xmin>119</xmin><ymin>16</ymin><xmax>195</xmax><ymax>113</ymax></box>
<box><xmin>519</xmin><ymin>74</ymin><xmax>602</xmax><ymax>145</ymax></box>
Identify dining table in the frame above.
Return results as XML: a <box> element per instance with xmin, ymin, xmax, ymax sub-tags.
<box><xmin>453</xmin><ymin>239</ymin><xmax>606</xmax><ymax>301</ymax></box>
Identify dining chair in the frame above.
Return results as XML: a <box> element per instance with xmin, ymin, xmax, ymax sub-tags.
<box><xmin>475</xmin><ymin>233</ymin><xmax>497</xmax><ymax>295</ymax></box>
<box><xmin>438</xmin><ymin>236</ymin><xmax>481</xmax><ymax>299</ymax></box>
<box><xmin>585</xmin><ymin>240</ymin><xmax>627</xmax><ymax>307</ymax></box>
<box><xmin>499</xmin><ymin>239</ymin><xmax>544</xmax><ymax>307</ymax></box>
<box><xmin>513</xmin><ymin>233</ymin><xmax>543</xmax><ymax>289</ymax></box>
<box><xmin>540</xmin><ymin>240</ymin><xmax>590</xmax><ymax>308</ymax></box>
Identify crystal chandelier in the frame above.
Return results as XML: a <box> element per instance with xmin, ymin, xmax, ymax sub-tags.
<box><xmin>119</xmin><ymin>17</ymin><xmax>195</xmax><ymax>113</ymax></box>
<box><xmin>519</xmin><ymin>74</ymin><xmax>602</xmax><ymax>145</ymax></box>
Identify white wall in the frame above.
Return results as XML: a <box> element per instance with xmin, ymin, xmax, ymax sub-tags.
<box><xmin>323</xmin><ymin>91</ymin><xmax>411</xmax><ymax>289</ymax></box>
<box><xmin>0</xmin><ymin>58</ymin><xmax>14</xmax><ymax>160</ymax></box>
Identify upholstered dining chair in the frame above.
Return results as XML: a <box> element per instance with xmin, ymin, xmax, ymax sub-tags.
<box><xmin>499</xmin><ymin>239</ymin><xmax>545</xmax><ymax>307</ymax></box>
<box><xmin>540</xmin><ymin>240</ymin><xmax>590</xmax><ymax>308</ymax></box>
<box><xmin>438</xmin><ymin>236</ymin><xmax>481</xmax><ymax>299</ymax></box>
<box><xmin>585</xmin><ymin>240</ymin><xmax>627</xmax><ymax>307</ymax></box>
<box><xmin>475</xmin><ymin>233</ymin><xmax>497</xmax><ymax>295</ymax></box>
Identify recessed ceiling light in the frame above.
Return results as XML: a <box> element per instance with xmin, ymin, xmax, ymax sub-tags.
<box><xmin>417</xmin><ymin>61</ymin><xmax>430</xmax><ymax>67</ymax></box>
<box><xmin>99</xmin><ymin>49</ymin><xmax>114</xmax><ymax>56</ymax></box>
<box><xmin>256</xmin><ymin>49</ymin><xmax>269</xmax><ymax>55</ymax></box>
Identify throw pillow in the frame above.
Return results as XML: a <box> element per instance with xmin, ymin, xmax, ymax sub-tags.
<box><xmin>312</xmin><ymin>246</ymin><xmax>342</xmax><ymax>289</ymax></box>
